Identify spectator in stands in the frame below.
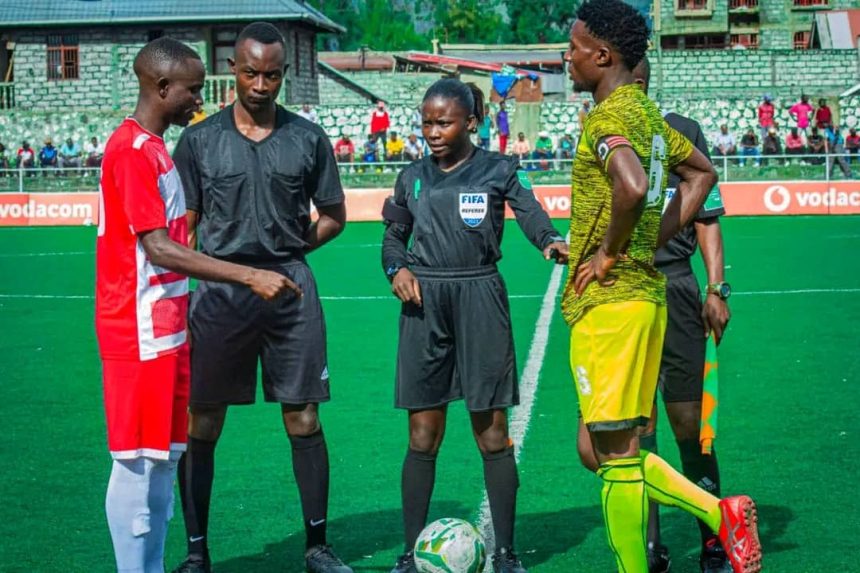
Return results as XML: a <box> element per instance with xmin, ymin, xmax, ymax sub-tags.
<box><xmin>845</xmin><ymin>127</ymin><xmax>860</xmax><ymax>163</ymax></box>
<box><xmin>405</xmin><ymin>133</ymin><xmax>423</xmax><ymax>161</ymax></box>
<box><xmin>789</xmin><ymin>95</ymin><xmax>814</xmax><ymax>136</ymax></box>
<box><xmin>496</xmin><ymin>100</ymin><xmax>510</xmax><ymax>154</ymax></box>
<box><xmin>739</xmin><ymin>128</ymin><xmax>760</xmax><ymax>167</ymax></box>
<box><xmin>84</xmin><ymin>136</ymin><xmax>105</xmax><ymax>168</ymax></box>
<box><xmin>785</xmin><ymin>127</ymin><xmax>806</xmax><ymax>162</ymax></box>
<box><xmin>334</xmin><ymin>133</ymin><xmax>355</xmax><ymax>163</ymax></box>
<box><xmin>369</xmin><ymin>100</ymin><xmax>390</xmax><ymax>144</ymax></box>
<box><xmin>17</xmin><ymin>141</ymin><xmax>36</xmax><ymax>175</ymax></box>
<box><xmin>807</xmin><ymin>127</ymin><xmax>826</xmax><ymax>164</ymax></box>
<box><xmin>39</xmin><ymin>138</ymin><xmax>58</xmax><ymax>174</ymax></box>
<box><xmin>298</xmin><ymin>102</ymin><xmax>319</xmax><ymax>124</ymax></box>
<box><xmin>511</xmin><ymin>132</ymin><xmax>531</xmax><ymax>163</ymax></box>
<box><xmin>578</xmin><ymin>100</ymin><xmax>591</xmax><ymax>129</ymax></box>
<box><xmin>825</xmin><ymin>125</ymin><xmax>852</xmax><ymax>178</ymax></box>
<box><xmin>362</xmin><ymin>133</ymin><xmax>379</xmax><ymax>163</ymax></box>
<box><xmin>815</xmin><ymin>99</ymin><xmax>832</xmax><ymax>130</ymax></box>
<box><xmin>757</xmin><ymin>95</ymin><xmax>775</xmax><ymax>141</ymax></box>
<box><xmin>533</xmin><ymin>131</ymin><xmax>554</xmax><ymax>170</ymax></box>
<box><xmin>59</xmin><ymin>137</ymin><xmax>82</xmax><ymax>173</ymax></box>
<box><xmin>761</xmin><ymin>127</ymin><xmax>782</xmax><ymax>166</ymax></box>
<box><xmin>558</xmin><ymin>133</ymin><xmax>574</xmax><ymax>160</ymax></box>
<box><xmin>477</xmin><ymin>105</ymin><xmax>493</xmax><ymax>150</ymax></box>
<box><xmin>386</xmin><ymin>131</ymin><xmax>405</xmax><ymax>162</ymax></box>
<box><xmin>712</xmin><ymin>124</ymin><xmax>736</xmax><ymax>158</ymax></box>
<box><xmin>0</xmin><ymin>143</ymin><xmax>8</xmax><ymax>173</ymax></box>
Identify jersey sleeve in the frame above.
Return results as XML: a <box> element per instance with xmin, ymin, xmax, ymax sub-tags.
<box><xmin>308</xmin><ymin>134</ymin><xmax>345</xmax><ymax>208</ymax></box>
<box><xmin>172</xmin><ymin>131</ymin><xmax>202</xmax><ymax>213</ymax></box>
<box><xmin>664</xmin><ymin>124</ymin><xmax>694</xmax><ymax>169</ymax></box>
<box><xmin>503</xmin><ymin>160</ymin><xmax>563</xmax><ymax>250</ymax></box>
<box><xmin>583</xmin><ymin>109</ymin><xmax>633</xmax><ymax>169</ymax></box>
<box><xmin>112</xmin><ymin>148</ymin><xmax>166</xmax><ymax>234</ymax></box>
<box><xmin>381</xmin><ymin>170</ymin><xmax>412</xmax><ymax>274</ymax></box>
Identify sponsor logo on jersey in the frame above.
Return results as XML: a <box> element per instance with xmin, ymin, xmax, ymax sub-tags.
<box><xmin>662</xmin><ymin>187</ymin><xmax>676</xmax><ymax>215</ymax></box>
<box><xmin>459</xmin><ymin>193</ymin><xmax>488</xmax><ymax>227</ymax></box>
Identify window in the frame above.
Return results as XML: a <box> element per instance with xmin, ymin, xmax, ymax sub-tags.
<box><xmin>729</xmin><ymin>0</ymin><xmax>758</xmax><ymax>9</ymax></box>
<box><xmin>212</xmin><ymin>28</ymin><xmax>238</xmax><ymax>74</ymax></box>
<box><xmin>46</xmin><ymin>35</ymin><xmax>79</xmax><ymax>81</ymax></box>
<box><xmin>794</xmin><ymin>30</ymin><xmax>811</xmax><ymax>49</ymax></box>
<box><xmin>678</xmin><ymin>0</ymin><xmax>709</xmax><ymax>9</ymax></box>
<box><xmin>792</xmin><ymin>0</ymin><xmax>827</xmax><ymax>6</ymax></box>
<box><xmin>662</xmin><ymin>34</ymin><xmax>727</xmax><ymax>50</ymax></box>
<box><xmin>730</xmin><ymin>33</ymin><xmax>759</xmax><ymax>48</ymax></box>
<box><xmin>294</xmin><ymin>31</ymin><xmax>301</xmax><ymax>76</ymax></box>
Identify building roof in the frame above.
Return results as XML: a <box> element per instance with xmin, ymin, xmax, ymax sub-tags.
<box><xmin>812</xmin><ymin>9</ymin><xmax>860</xmax><ymax>49</ymax></box>
<box><xmin>318</xmin><ymin>61</ymin><xmax>383</xmax><ymax>103</ymax></box>
<box><xmin>0</xmin><ymin>0</ymin><xmax>345</xmax><ymax>33</ymax></box>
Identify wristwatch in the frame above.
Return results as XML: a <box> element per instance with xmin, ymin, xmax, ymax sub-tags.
<box><xmin>707</xmin><ymin>281</ymin><xmax>731</xmax><ymax>300</ymax></box>
<box><xmin>386</xmin><ymin>263</ymin><xmax>405</xmax><ymax>279</ymax></box>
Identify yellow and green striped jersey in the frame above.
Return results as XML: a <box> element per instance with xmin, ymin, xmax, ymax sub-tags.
<box><xmin>562</xmin><ymin>84</ymin><xmax>694</xmax><ymax>326</ymax></box>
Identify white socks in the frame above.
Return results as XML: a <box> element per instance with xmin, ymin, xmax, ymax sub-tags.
<box><xmin>105</xmin><ymin>456</ymin><xmax>178</xmax><ymax>572</ymax></box>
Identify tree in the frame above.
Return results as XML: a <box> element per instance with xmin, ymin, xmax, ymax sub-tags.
<box><xmin>505</xmin><ymin>0</ymin><xmax>579</xmax><ymax>44</ymax></box>
<box><xmin>309</xmin><ymin>0</ymin><xmax>429</xmax><ymax>51</ymax></box>
<box><xmin>433</xmin><ymin>0</ymin><xmax>509</xmax><ymax>44</ymax></box>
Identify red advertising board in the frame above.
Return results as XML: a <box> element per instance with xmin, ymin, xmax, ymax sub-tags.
<box><xmin>1</xmin><ymin>181</ymin><xmax>858</xmax><ymax>227</ymax></box>
<box><xmin>0</xmin><ymin>192</ymin><xmax>99</xmax><ymax>227</ymax></box>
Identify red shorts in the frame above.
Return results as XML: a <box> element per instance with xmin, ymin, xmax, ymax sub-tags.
<box><xmin>101</xmin><ymin>344</ymin><xmax>190</xmax><ymax>460</ymax></box>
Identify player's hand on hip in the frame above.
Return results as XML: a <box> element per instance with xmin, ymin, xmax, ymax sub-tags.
<box><xmin>392</xmin><ymin>268</ymin><xmax>422</xmax><ymax>306</ymax></box>
<box><xmin>544</xmin><ymin>241</ymin><xmax>570</xmax><ymax>264</ymax></box>
<box><xmin>248</xmin><ymin>269</ymin><xmax>303</xmax><ymax>301</ymax></box>
<box><xmin>702</xmin><ymin>295</ymin><xmax>730</xmax><ymax>345</ymax></box>
<box><xmin>574</xmin><ymin>246</ymin><xmax>617</xmax><ymax>296</ymax></box>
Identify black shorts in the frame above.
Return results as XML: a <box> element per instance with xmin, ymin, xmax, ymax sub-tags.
<box><xmin>189</xmin><ymin>260</ymin><xmax>330</xmax><ymax>406</ymax></box>
<box><xmin>658</xmin><ymin>267</ymin><xmax>706</xmax><ymax>403</ymax></box>
<box><xmin>395</xmin><ymin>265</ymin><xmax>518</xmax><ymax>412</ymax></box>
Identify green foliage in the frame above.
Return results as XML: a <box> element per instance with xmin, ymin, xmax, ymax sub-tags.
<box><xmin>433</xmin><ymin>0</ymin><xmax>508</xmax><ymax>44</ymax></box>
<box><xmin>506</xmin><ymin>0</ymin><xmax>579</xmax><ymax>44</ymax></box>
<box><xmin>310</xmin><ymin>0</ymin><xmax>429</xmax><ymax>51</ymax></box>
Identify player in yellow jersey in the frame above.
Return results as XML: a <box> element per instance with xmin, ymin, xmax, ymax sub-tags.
<box><xmin>562</xmin><ymin>2</ymin><xmax>762</xmax><ymax>572</ymax></box>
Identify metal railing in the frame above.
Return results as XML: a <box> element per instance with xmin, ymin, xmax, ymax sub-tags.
<box><xmin>729</xmin><ymin>0</ymin><xmax>758</xmax><ymax>9</ymax></box>
<box><xmin>203</xmin><ymin>75</ymin><xmax>235</xmax><ymax>109</ymax></box>
<box><xmin>0</xmin><ymin>82</ymin><xmax>15</xmax><ymax>110</ymax></box>
<box><xmin>0</xmin><ymin>152</ymin><xmax>856</xmax><ymax>193</ymax></box>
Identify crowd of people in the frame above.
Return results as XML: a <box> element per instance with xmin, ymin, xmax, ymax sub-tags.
<box><xmin>0</xmin><ymin>136</ymin><xmax>105</xmax><ymax>175</ymax></box>
<box><xmin>710</xmin><ymin>94</ymin><xmax>857</xmax><ymax>177</ymax></box>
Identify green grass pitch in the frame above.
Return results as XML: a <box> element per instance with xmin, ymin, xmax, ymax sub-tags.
<box><xmin>0</xmin><ymin>216</ymin><xmax>858</xmax><ymax>571</ymax></box>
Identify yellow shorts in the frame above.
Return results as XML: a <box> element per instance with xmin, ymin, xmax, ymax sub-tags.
<box><xmin>569</xmin><ymin>301</ymin><xmax>667</xmax><ymax>431</ymax></box>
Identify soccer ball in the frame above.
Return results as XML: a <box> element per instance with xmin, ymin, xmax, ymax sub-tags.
<box><xmin>414</xmin><ymin>518</ymin><xmax>486</xmax><ymax>573</ymax></box>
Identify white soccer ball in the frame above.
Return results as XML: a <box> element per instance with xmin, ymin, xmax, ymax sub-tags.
<box><xmin>414</xmin><ymin>518</ymin><xmax>486</xmax><ymax>573</ymax></box>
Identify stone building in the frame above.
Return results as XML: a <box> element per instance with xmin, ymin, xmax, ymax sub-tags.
<box><xmin>0</xmin><ymin>0</ymin><xmax>344</xmax><ymax>111</ymax></box>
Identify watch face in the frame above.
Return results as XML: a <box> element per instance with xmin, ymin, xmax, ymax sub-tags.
<box><xmin>719</xmin><ymin>282</ymin><xmax>731</xmax><ymax>298</ymax></box>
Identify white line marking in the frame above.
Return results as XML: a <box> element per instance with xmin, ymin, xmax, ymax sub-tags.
<box><xmin>476</xmin><ymin>260</ymin><xmax>566</xmax><ymax>563</ymax></box>
<box><xmin>0</xmin><ymin>251</ymin><xmax>92</xmax><ymax>258</ymax></box>
<box><xmin>1</xmin><ymin>287</ymin><xmax>858</xmax><ymax>302</ymax></box>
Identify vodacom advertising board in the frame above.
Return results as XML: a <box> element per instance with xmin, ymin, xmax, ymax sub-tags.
<box><xmin>2</xmin><ymin>180</ymin><xmax>859</xmax><ymax>227</ymax></box>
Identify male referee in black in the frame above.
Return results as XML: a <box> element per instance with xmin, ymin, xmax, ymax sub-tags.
<box><xmin>170</xmin><ymin>23</ymin><xmax>351</xmax><ymax>573</ymax></box>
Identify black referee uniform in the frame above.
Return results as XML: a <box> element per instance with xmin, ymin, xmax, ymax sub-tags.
<box><xmin>382</xmin><ymin>147</ymin><xmax>563</xmax><ymax>411</ymax></box>
<box><xmin>655</xmin><ymin>112</ymin><xmax>726</xmax><ymax>404</ymax></box>
<box><xmin>173</xmin><ymin>105</ymin><xmax>343</xmax><ymax>405</ymax></box>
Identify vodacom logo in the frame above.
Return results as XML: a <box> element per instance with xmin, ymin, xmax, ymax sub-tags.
<box><xmin>763</xmin><ymin>185</ymin><xmax>791</xmax><ymax>212</ymax></box>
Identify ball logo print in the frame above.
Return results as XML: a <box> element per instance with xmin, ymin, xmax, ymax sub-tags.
<box><xmin>763</xmin><ymin>185</ymin><xmax>791</xmax><ymax>213</ymax></box>
<box><xmin>459</xmin><ymin>193</ymin><xmax>488</xmax><ymax>227</ymax></box>
<box><xmin>414</xmin><ymin>518</ymin><xmax>486</xmax><ymax>573</ymax></box>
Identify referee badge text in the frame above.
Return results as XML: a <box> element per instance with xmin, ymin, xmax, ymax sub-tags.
<box><xmin>459</xmin><ymin>193</ymin><xmax>488</xmax><ymax>227</ymax></box>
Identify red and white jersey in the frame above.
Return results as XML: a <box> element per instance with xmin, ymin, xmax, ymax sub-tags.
<box><xmin>96</xmin><ymin>118</ymin><xmax>189</xmax><ymax>361</ymax></box>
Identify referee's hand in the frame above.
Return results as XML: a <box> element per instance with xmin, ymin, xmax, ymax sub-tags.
<box><xmin>248</xmin><ymin>269</ymin><xmax>303</xmax><ymax>301</ymax></box>
<box><xmin>391</xmin><ymin>268</ymin><xmax>422</xmax><ymax>306</ymax></box>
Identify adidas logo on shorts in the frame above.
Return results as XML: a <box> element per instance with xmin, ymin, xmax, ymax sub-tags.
<box><xmin>575</xmin><ymin>366</ymin><xmax>592</xmax><ymax>395</ymax></box>
<box><xmin>321</xmin><ymin>366</ymin><xmax>329</xmax><ymax>381</ymax></box>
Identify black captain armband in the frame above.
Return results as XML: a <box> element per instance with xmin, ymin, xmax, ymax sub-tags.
<box><xmin>382</xmin><ymin>196</ymin><xmax>413</xmax><ymax>225</ymax></box>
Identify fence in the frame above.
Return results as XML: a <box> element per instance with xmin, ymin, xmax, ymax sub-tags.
<box><xmin>0</xmin><ymin>152</ymin><xmax>857</xmax><ymax>193</ymax></box>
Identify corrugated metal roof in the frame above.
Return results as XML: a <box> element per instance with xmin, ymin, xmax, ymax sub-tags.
<box><xmin>0</xmin><ymin>0</ymin><xmax>345</xmax><ymax>33</ymax></box>
<box><xmin>813</xmin><ymin>9</ymin><xmax>860</xmax><ymax>49</ymax></box>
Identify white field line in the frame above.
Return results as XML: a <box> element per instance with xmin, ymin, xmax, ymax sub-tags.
<box><xmin>476</xmin><ymin>260</ymin><xmax>567</xmax><ymax>563</ymax></box>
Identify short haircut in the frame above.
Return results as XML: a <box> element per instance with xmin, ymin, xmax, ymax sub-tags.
<box><xmin>633</xmin><ymin>55</ymin><xmax>651</xmax><ymax>86</ymax></box>
<box><xmin>422</xmin><ymin>78</ymin><xmax>485</xmax><ymax>123</ymax></box>
<box><xmin>576</xmin><ymin>0</ymin><xmax>649</xmax><ymax>71</ymax></box>
<box><xmin>236</xmin><ymin>21</ymin><xmax>286</xmax><ymax>49</ymax></box>
<box><xmin>133</xmin><ymin>37</ymin><xmax>201</xmax><ymax>77</ymax></box>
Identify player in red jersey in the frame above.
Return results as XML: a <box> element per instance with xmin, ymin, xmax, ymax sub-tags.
<box><xmin>96</xmin><ymin>37</ymin><xmax>299</xmax><ymax>572</ymax></box>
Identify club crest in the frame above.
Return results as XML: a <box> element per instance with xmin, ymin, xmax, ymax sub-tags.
<box><xmin>459</xmin><ymin>193</ymin><xmax>488</xmax><ymax>227</ymax></box>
